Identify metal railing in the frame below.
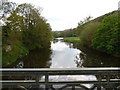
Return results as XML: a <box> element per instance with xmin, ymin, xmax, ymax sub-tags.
<box><xmin>1</xmin><ymin>68</ymin><xmax>120</xmax><ymax>90</ymax></box>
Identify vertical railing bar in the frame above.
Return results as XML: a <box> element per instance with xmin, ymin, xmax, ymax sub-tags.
<box><xmin>35</xmin><ymin>75</ymin><xmax>40</xmax><ymax>89</ymax></box>
<box><xmin>45</xmin><ymin>73</ymin><xmax>49</xmax><ymax>90</ymax></box>
<box><xmin>97</xmin><ymin>74</ymin><xmax>101</xmax><ymax>90</ymax></box>
<box><xmin>72</xmin><ymin>85</ymin><xmax>75</xmax><ymax>90</ymax></box>
<box><xmin>107</xmin><ymin>73</ymin><xmax>110</xmax><ymax>89</ymax></box>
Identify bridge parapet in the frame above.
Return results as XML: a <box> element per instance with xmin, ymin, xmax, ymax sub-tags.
<box><xmin>1</xmin><ymin>68</ymin><xmax>120</xmax><ymax>90</ymax></box>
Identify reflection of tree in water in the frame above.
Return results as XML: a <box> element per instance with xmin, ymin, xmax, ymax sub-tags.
<box><xmin>75</xmin><ymin>47</ymin><xmax>120</xmax><ymax>89</ymax></box>
<box><xmin>20</xmin><ymin>48</ymin><xmax>52</xmax><ymax>68</ymax></box>
<box><xmin>74</xmin><ymin>52</ymin><xmax>86</xmax><ymax>67</ymax></box>
<box><xmin>7</xmin><ymin>48</ymin><xmax>52</xmax><ymax>68</ymax></box>
<box><xmin>2</xmin><ymin>48</ymin><xmax>52</xmax><ymax>90</ymax></box>
<box><xmin>62</xmin><ymin>42</ymin><xmax>73</xmax><ymax>48</ymax></box>
<box><xmin>52</xmin><ymin>39</ymin><xmax>58</xmax><ymax>43</ymax></box>
<box><xmin>75</xmin><ymin>47</ymin><xmax>120</xmax><ymax>67</ymax></box>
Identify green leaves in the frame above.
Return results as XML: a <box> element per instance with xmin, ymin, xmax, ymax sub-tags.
<box><xmin>2</xmin><ymin>1</ymin><xmax>52</xmax><ymax>65</ymax></box>
<box><xmin>92</xmin><ymin>12</ymin><xmax>120</xmax><ymax>56</ymax></box>
<box><xmin>78</xmin><ymin>22</ymin><xmax>100</xmax><ymax>47</ymax></box>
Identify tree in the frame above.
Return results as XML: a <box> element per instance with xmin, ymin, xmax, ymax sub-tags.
<box><xmin>76</xmin><ymin>16</ymin><xmax>93</xmax><ymax>36</ymax></box>
<box><xmin>92</xmin><ymin>13</ymin><xmax>120</xmax><ymax>56</ymax></box>
<box><xmin>0</xmin><ymin>0</ymin><xmax>17</xmax><ymax>24</ymax></box>
<box><xmin>8</xmin><ymin>3</ymin><xmax>52</xmax><ymax>49</ymax></box>
<box><xmin>2</xmin><ymin>2</ymin><xmax>52</xmax><ymax>65</ymax></box>
<box><xmin>79</xmin><ymin>22</ymin><xmax>100</xmax><ymax>47</ymax></box>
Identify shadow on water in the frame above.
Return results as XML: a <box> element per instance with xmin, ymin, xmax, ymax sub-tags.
<box><xmin>4</xmin><ymin>48</ymin><xmax>52</xmax><ymax>68</ymax></box>
<box><xmin>74</xmin><ymin>45</ymin><xmax>120</xmax><ymax>89</ymax></box>
<box><xmin>2</xmin><ymin>39</ymin><xmax>120</xmax><ymax>89</ymax></box>
<box><xmin>74</xmin><ymin>44</ymin><xmax>120</xmax><ymax>67</ymax></box>
<box><xmin>2</xmin><ymin>48</ymin><xmax>52</xmax><ymax>90</ymax></box>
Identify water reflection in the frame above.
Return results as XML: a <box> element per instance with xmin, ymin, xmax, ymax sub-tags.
<box><xmin>75</xmin><ymin>46</ymin><xmax>120</xmax><ymax>67</ymax></box>
<box><xmin>49</xmin><ymin>39</ymin><xmax>96</xmax><ymax>88</ymax></box>
<box><xmin>6</xmin><ymin>48</ymin><xmax>52</xmax><ymax>68</ymax></box>
<box><xmin>74</xmin><ymin>45</ymin><xmax>120</xmax><ymax>89</ymax></box>
<box><xmin>51</xmin><ymin>39</ymin><xmax>81</xmax><ymax>68</ymax></box>
<box><xmin>74</xmin><ymin>52</ymin><xmax>85</xmax><ymax>67</ymax></box>
<box><xmin>5</xmin><ymin>38</ymin><xmax>120</xmax><ymax>70</ymax></box>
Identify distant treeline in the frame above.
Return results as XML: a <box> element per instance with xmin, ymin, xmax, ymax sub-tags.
<box><xmin>1</xmin><ymin>0</ymin><xmax>52</xmax><ymax>65</ymax></box>
<box><xmin>53</xmin><ymin>11</ymin><xmax>120</xmax><ymax>56</ymax></box>
<box><xmin>53</xmin><ymin>28</ymin><xmax>77</xmax><ymax>38</ymax></box>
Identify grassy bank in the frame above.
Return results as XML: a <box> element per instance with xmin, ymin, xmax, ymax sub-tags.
<box><xmin>2</xmin><ymin>44</ymin><xmax>29</xmax><ymax>66</ymax></box>
<box><xmin>63</xmin><ymin>37</ymin><xmax>80</xmax><ymax>43</ymax></box>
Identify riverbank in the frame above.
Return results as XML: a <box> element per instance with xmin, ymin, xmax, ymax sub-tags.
<box><xmin>63</xmin><ymin>37</ymin><xmax>80</xmax><ymax>43</ymax></box>
<box><xmin>63</xmin><ymin>37</ymin><xmax>120</xmax><ymax>58</ymax></box>
<box><xmin>2</xmin><ymin>44</ymin><xmax>29</xmax><ymax>66</ymax></box>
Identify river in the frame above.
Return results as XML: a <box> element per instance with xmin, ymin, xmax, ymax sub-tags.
<box><xmin>6</xmin><ymin>38</ymin><xmax>120</xmax><ymax>68</ymax></box>
<box><xmin>4</xmin><ymin>38</ymin><xmax>120</xmax><ymax>89</ymax></box>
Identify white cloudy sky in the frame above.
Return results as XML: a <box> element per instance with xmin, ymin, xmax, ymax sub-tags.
<box><xmin>10</xmin><ymin>0</ymin><xmax>119</xmax><ymax>31</ymax></box>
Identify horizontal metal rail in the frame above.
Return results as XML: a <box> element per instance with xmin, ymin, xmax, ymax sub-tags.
<box><xmin>1</xmin><ymin>67</ymin><xmax>120</xmax><ymax>71</ymax></box>
<box><xmin>1</xmin><ymin>68</ymin><xmax>120</xmax><ymax>90</ymax></box>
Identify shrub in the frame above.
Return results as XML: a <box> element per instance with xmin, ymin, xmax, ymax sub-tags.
<box><xmin>92</xmin><ymin>13</ymin><xmax>120</xmax><ymax>56</ymax></box>
<box><xmin>79</xmin><ymin>22</ymin><xmax>100</xmax><ymax>47</ymax></box>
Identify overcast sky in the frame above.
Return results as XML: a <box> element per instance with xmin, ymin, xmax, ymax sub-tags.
<box><xmin>10</xmin><ymin>0</ymin><xmax>119</xmax><ymax>31</ymax></box>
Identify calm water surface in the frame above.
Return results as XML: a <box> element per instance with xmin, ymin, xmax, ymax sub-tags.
<box><xmin>7</xmin><ymin>38</ymin><xmax>119</xmax><ymax>68</ymax></box>
<box><xmin>50</xmin><ymin>38</ymin><xmax>81</xmax><ymax>68</ymax></box>
<box><xmin>4</xmin><ymin>38</ymin><xmax>120</xmax><ymax>88</ymax></box>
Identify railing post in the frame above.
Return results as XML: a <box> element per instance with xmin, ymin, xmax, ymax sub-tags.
<box><xmin>35</xmin><ymin>75</ymin><xmax>40</xmax><ymax>90</ymax></box>
<box><xmin>106</xmin><ymin>73</ymin><xmax>110</xmax><ymax>90</ymax></box>
<box><xmin>72</xmin><ymin>85</ymin><xmax>75</xmax><ymax>90</ymax></box>
<box><xmin>45</xmin><ymin>73</ymin><xmax>49</xmax><ymax>90</ymax></box>
<box><xmin>97</xmin><ymin>74</ymin><xmax>101</xmax><ymax>90</ymax></box>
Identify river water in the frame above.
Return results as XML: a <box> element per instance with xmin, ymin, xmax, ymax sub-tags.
<box><xmin>5</xmin><ymin>38</ymin><xmax>120</xmax><ymax>89</ymax></box>
<box><xmin>7</xmin><ymin>38</ymin><xmax>119</xmax><ymax>68</ymax></box>
<box><xmin>50</xmin><ymin>38</ymin><xmax>81</xmax><ymax>68</ymax></box>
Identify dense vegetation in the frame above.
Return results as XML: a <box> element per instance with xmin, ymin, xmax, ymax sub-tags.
<box><xmin>92</xmin><ymin>13</ymin><xmax>120</xmax><ymax>56</ymax></box>
<box><xmin>59</xmin><ymin>11</ymin><xmax>119</xmax><ymax>57</ymax></box>
<box><xmin>77</xmin><ymin>11</ymin><xmax>120</xmax><ymax>56</ymax></box>
<box><xmin>53</xmin><ymin>28</ymin><xmax>77</xmax><ymax>38</ymax></box>
<box><xmin>1</xmin><ymin>0</ymin><xmax>52</xmax><ymax>65</ymax></box>
<box><xmin>78</xmin><ymin>22</ymin><xmax>100</xmax><ymax>47</ymax></box>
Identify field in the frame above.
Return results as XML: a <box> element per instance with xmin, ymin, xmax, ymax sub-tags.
<box><xmin>63</xmin><ymin>37</ymin><xmax>80</xmax><ymax>43</ymax></box>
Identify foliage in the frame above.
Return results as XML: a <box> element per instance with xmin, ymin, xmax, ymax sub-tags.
<box><xmin>0</xmin><ymin>0</ymin><xmax>17</xmax><ymax>23</ymax></box>
<box><xmin>76</xmin><ymin>16</ymin><xmax>93</xmax><ymax>37</ymax></box>
<box><xmin>2</xmin><ymin>1</ymin><xmax>52</xmax><ymax>65</ymax></box>
<box><xmin>92</xmin><ymin>13</ymin><xmax>120</xmax><ymax>56</ymax></box>
<box><xmin>79</xmin><ymin>22</ymin><xmax>100</xmax><ymax>47</ymax></box>
<box><xmin>52</xmin><ymin>31</ymin><xmax>60</xmax><ymax>38</ymax></box>
<box><xmin>59</xmin><ymin>28</ymin><xmax>77</xmax><ymax>37</ymax></box>
<box><xmin>2</xmin><ymin>40</ymin><xmax>28</xmax><ymax>65</ymax></box>
<box><xmin>78</xmin><ymin>16</ymin><xmax>92</xmax><ymax>26</ymax></box>
<box><xmin>63</xmin><ymin>37</ymin><xmax>80</xmax><ymax>43</ymax></box>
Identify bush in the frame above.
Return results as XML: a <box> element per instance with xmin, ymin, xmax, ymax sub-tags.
<box><xmin>79</xmin><ymin>22</ymin><xmax>100</xmax><ymax>47</ymax></box>
<box><xmin>92</xmin><ymin>13</ymin><xmax>120</xmax><ymax>56</ymax></box>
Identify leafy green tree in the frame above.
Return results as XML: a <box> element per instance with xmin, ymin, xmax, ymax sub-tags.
<box><xmin>92</xmin><ymin>13</ymin><xmax>120</xmax><ymax>56</ymax></box>
<box><xmin>9</xmin><ymin>3</ymin><xmax>52</xmax><ymax>49</ymax></box>
<box><xmin>2</xmin><ymin>2</ymin><xmax>52</xmax><ymax>65</ymax></box>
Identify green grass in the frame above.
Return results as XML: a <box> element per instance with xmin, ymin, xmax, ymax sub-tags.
<box><xmin>2</xmin><ymin>43</ymin><xmax>29</xmax><ymax>66</ymax></box>
<box><xmin>63</xmin><ymin>37</ymin><xmax>80</xmax><ymax>43</ymax></box>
